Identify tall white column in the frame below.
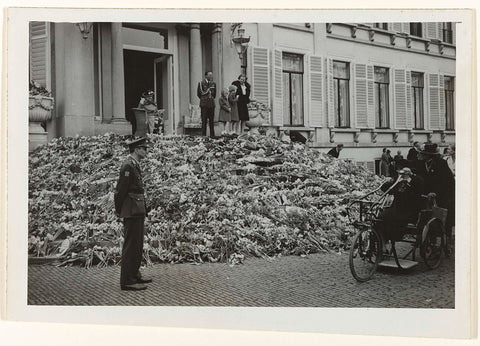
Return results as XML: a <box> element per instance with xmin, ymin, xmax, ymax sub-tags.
<box><xmin>111</xmin><ymin>22</ymin><xmax>126</xmax><ymax>121</ymax></box>
<box><xmin>211</xmin><ymin>23</ymin><xmax>222</xmax><ymax>122</ymax></box>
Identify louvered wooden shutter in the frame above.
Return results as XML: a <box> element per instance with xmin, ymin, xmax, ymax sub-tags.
<box><xmin>452</xmin><ymin>24</ymin><xmax>456</xmax><ymax>45</ymax></box>
<box><xmin>309</xmin><ymin>55</ymin><xmax>324</xmax><ymax>127</ymax></box>
<box><xmin>367</xmin><ymin>65</ymin><xmax>375</xmax><ymax>128</ymax></box>
<box><xmin>326</xmin><ymin>58</ymin><xmax>335</xmax><ymax>128</ymax></box>
<box><xmin>355</xmin><ymin>64</ymin><xmax>368</xmax><ymax>128</ymax></box>
<box><xmin>428</xmin><ymin>73</ymin><xmax>440</xmax><ymax>130</ymax></box>
<box><xmin>438</xmin><ymin>75</ymin><xmax>446</xmax><ymax>129</ymax></box>
<box><xmin>394</xmin><ymin>69</ymin><xmax>407</xmax><ymax>129</ymax></box>
<box><xmin>29</xmin><ymin>21</ymin><xmax>50</xmax><ymax>87</ymax></box>
<box><xmin>437</xmin><ymin>23</ymin><xmax>444</xmax><ymax>41</ymax></box>
<box><xmin>272</xmin><ymin>49</ymin><xmax>283</xmax><ymax>126</ymax></box>
<box><xmin>405</xmin><ymin>70</ymin><xmax>413</xmax><ymax>128</ymax></box>
<box><xmin>402</xmin><ymin>23</ymin><xmax>410</xmax><ymax>34</ymax></box>
<box><xmin>392</xmin><ymin>23</ymin><xmax>403</xmax><ymax>32</ymax></box>
<box><xmin>425</xmin><ymin>23</ymin><xmax>438</xmax><ymax>40</ymax></box>
<box><xmin>250</xmin><ymin>46</ymin><xmax>270</xmax><ymax>107</ymax></box>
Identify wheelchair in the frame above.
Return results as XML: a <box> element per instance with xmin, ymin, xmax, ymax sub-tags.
<box><xmin>347</xmin><ymin>182</ymin><xmax>449</xmax><ymax>282</ymax></box>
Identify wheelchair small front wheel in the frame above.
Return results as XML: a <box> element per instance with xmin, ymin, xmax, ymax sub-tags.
<box><xmin>349</xmin><ymin>228</ymin><xmax>383</xmax><ymax>282</ymax></box>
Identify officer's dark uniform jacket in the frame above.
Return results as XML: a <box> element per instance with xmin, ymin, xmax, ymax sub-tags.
<box><xmin>114</xmin><ymin>156</ymin><xmax>146</xmax><ymax>218</ymax></box>
<box><xmin>197</xmin><ymin>79</ymin><xmax>216</xmax><ymax>108</ymax></box>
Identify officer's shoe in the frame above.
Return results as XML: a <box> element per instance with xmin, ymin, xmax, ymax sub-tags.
<box><xmin>121</xmin><ymin>283</ymin><xmax>147</xmax><ymax>291</ymax></box>
<box><xmin>136</xmin><ymin>277</ymin><xmax>153</xmax><ymax>284</ymax></box>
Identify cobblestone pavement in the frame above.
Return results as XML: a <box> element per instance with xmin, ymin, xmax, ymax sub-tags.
<box><xmin>28</xmin><ymin>251</ymin><xmax>454</xmax><ymax>308</ymax></box>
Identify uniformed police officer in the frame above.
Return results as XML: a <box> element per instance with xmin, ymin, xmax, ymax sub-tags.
<box><xmin>114</xmin><ymin>137</ymin><xmax>152</xmax><ymax>291</ymax></box>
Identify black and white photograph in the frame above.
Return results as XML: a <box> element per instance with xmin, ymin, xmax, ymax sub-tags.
<box><xmin>2</xmin><ymin>7</ymin><xmax>475</xmax><ymax>341</ymax></box>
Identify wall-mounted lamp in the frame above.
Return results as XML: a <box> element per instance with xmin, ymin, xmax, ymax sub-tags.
<box><xmin>76</xmin><ymin>22</ymin><xmax>93</xmax><ymax>39</ymax></box>
<box><xmin>231</xmin><ymin>24</ymin><xmax>250</xmax><ymax>76</ymax></box>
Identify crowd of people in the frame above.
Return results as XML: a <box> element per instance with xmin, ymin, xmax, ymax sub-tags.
<box><xmin>326</xmin><ymin>140</ymin><xmax>456</xmax><ymax>254</ymax></box>
<box><xmin>130</xmin><ymin>71</ymin><xmax>252</xmax><ymax>139</ymax></box>
<box><xmin>198</xmin><ymin>72</ymin><xmax>251</xmax><ymax>138</ymax></box>
<box><xmin>376</xmin><ymin>141</ymin><xmax>456</xmax><ymax>255</ymax></box>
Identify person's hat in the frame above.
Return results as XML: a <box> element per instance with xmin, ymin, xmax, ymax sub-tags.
<box><xmin>142</xmin><ymin>90</ymin><xmax>154</xmax><ymax>97</ymax></box>
<box><xmin>127</xmin><ymin>137</ymin><xmax>149</xmax><ymax>149</ymax></box>
<box><xmin>397</xmin><ymin>167</ymin><xmax>413</xmax><ymax>175</ymax></box>
<box><xmin>419</xmin><ymin>143</ymin><xmax>441</xmax><ymax>156</ymax></box>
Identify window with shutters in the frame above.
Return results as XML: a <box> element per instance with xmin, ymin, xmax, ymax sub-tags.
<box><xmin>333</xmin><ymin>60</ymin><xmax>350</xmax><ymax>128</ymax></box>
<box><xmin>282</xmin><ymin>52</ymin><xmax>304</xmax><ymax>126</ymax></box>
<box><xmin>374</xmin><ymin>23</ymin><xmax>388</xmax><ymax>30</ymax></box>
<box><xmin>411</xmin><ymin>72</ymin><xmax>424</xmax><ymax>129</ymax></box>
<box><xmin>445</xmin><ymin>76</ymin><xmax>455</xmax><ymax>130</ymax></box>
<box><xmin>374</xmin><ymin>66</ymin><xmax>390</xmax><ymax>129</ymax></box>
<box><xmin>29</xmin><ymin>21</ymin><xmax>50</xmax><ymax>88</ymax></box>
<box><xmin>410</xmin><ymin>23</ymin><xmax>423</xmax><ymax>37</ymax></box>
<box><xmin>443</xmin><ymin>23</ymin><xmax>453</xmax><ymax>44</ymax></box>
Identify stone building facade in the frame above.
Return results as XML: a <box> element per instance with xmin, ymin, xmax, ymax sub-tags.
<box><xmin>29</xmin><ymin>22</ymin><xmax>455</xmax><ymax>172</ymax></box>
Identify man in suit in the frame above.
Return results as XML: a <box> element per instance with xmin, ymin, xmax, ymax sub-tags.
<box><xmin>407</xmin><ymin>141</ymin><xmax>422</xmax><ymax>161</ymax></box>
<box><xmin>416</xmin><ymin>142</ymin><xmax>455</xmax><ymax>253</ymax></box>
<box><xmin>114</xmin><ymin>137</ymin><xmax>152</xmax><ymax>291</ymax></box>
<box><xmin>327</xmin><ymin>144</ymin><xmax>344</xmax><ymax>158</ymax></box>
<box><xmin>197</xmin><ymin>71</ymin><xmax>216</xmax><ymax>138</ymax></box>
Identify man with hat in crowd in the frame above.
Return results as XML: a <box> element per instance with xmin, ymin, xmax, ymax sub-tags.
<box><xmin>416</xmin><ymin>142</ymin><xmax>455</xmax><ymax>254</ymax></box>
<box><xmin>114</xmin><ymin>137</ymin><xmax>152</xmax><ymax>291</ymax></box>
<box><xmin>375</xmin><ymin>160</ymin><xmax>425</xmax><ymax>243</ymax></box>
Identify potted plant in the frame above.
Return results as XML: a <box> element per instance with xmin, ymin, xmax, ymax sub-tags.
<box><xmin>29</xmin><ymin>81</ymin><xmax>54</xmax><ymax>151</ymax></box>
<box><xmin>246</xmin><ymin>100</ymin><xmax>271</xmax><ymax>134</ymax></box>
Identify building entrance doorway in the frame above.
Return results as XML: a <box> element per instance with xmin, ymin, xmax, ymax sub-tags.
<box><xmin>124</xmin><ymin>49</ymin><xmax>174</xmax><ymax>134</ymax></box>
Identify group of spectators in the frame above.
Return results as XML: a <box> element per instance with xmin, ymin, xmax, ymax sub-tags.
<box><xmin>380</xmin><ymin>142</ymin><xmax>455</xmax><ymax>179</ymax></box>
<box><xmin>378</xmin><ymin>141</ymin><xmax>456</xmax><ymax>253</ymax></box>
<box><xmin>197</xmin><ymin>71</ymin><xmax>252</xmax><ymax>138</ymax></box>
<box><xmin>326</xmin><ymin>141</ymin><xmax>456</xmax><ymax>252</ymax></box>
<box><xmin>131</xmin><ymin>71</ymin><xmax>252</xmax><ymax>138</ymax></box>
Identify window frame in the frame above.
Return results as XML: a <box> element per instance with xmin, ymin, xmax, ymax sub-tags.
<box><xmin>411</xmin><ymin>71</ymin><xmax>425</xmax><ymax>130</ymax></box>
<box><xmin>282</xmin><ymin>52</ymin><xmax>305</xmax><ymax>126</ymax></box>
<box><xmin>373</xmin><ymin>23</ymin><xmax>388</xmax><ymax>30</ymax></box>
<box><xmin>444</xmin><ymin>75</ymin><xmax>455</xmax><ymax>130</ymax></box>
<box><xmin>443</xmin><ymin>22</ymin><xmax>453</xmax><ymax>44</ymax></box>
<box><xmin>332</xmin><ymin>60</ymin><xmax>351</xmax><ymax>128</ymax></box>
<box><xmin>409</xmin><ymin>22</ymin><xmax>423</xmax><ymax>37</ymax></box>
<box><xmin>374</xmin><ymin>66</ymin><xmax>390</xmax><ymax>129</ymax></box>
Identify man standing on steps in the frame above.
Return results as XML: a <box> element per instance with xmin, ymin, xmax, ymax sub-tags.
<box><xmin>197</xmin><ymin>71</ymin><xmax>216</xmax><ymax>138</ymax></box>
<box><xmin>114</xmin><ymin>137</ymin><xmax>152</xmax><ymax>291</ymax></box>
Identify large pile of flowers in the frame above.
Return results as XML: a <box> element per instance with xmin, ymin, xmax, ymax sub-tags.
<box><xmin>28</xmin><ymin>133</ymin><xmax>381</xmax><ymax>267</ymax></box>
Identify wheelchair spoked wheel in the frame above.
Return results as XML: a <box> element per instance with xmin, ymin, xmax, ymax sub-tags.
<box><xmin>349</xmin><ymin>227</ymin><xmax>383</xmax><ymax>282</ymax></box>
<box><xmin>420</xmin><ymin>219</ymin><xmax>444</xmax><ymax>269</ymax></box>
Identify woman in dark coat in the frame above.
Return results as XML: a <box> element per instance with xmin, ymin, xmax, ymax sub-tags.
<box><xmin>380</xmin><ymin>148</ymin><xmax>390</xmax><ymax>177</ymax></box>
<box><xmin>232</xmin><ymin>74</ymin><xmax>251</xmax><ymax>134</ymax></box>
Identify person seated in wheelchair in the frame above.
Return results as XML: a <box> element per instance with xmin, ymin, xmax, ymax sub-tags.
<box><xmin>375</xmin><ymin>162</ymin><xmax>425</xmax><ymax>243</ymax></box>
<box><xmin>138</xmin><ymin>90</ymin><xmax>163</xmax><ymax>134</ymax></box>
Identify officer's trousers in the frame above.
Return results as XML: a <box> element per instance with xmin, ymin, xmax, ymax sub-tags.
<box><xmin>120</xmin><ymin>217</ymin><xmax>145</xmax><ymax>286</ymax></box>
<box><xmin>201</xmin><ymin>106</ymin><xmax>215</xmax><ymax>138</ymax></box>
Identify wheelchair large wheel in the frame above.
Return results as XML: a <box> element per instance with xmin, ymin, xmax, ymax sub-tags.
<box><xmin>420</xmin><ymin>219</ymin><xmax>444</xmax><ymax>269</ymax></box>
<box><xmin>349</xmin><ymin>228</ymin><xmax>383</xmax><ymax>282</ymax></box>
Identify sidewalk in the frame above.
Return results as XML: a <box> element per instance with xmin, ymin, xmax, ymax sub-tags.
<box><xmin>28</xmin><ymin>251</ymin><xmax>454</xmax><ymax>308</ymax></box>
